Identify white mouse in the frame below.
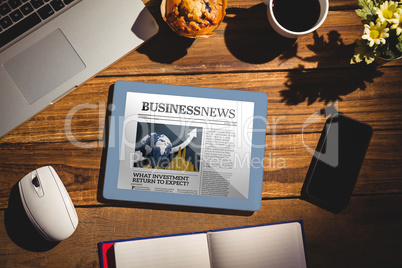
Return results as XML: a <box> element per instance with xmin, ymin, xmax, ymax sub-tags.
<box><xmin>18</xmin><ymin>166</ymin><xmax>78</xmax><ymax>242</ymax></box>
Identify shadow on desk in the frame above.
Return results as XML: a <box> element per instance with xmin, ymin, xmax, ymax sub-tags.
<box><xmin>136</xmin><ymin>8</ymin><xmax>195</xmax><ymax>64</ymax></box>
<box><xmin>5</xmin><ymin>183</ymin><xmax>59</xmax><ymax>251</ymax></box>
<box><xmin>224</xmin><ymin>4</ymin><xmax>297</xmax><ymax>64</ymax></box>
<box><xmin>280</xmin><ymin>31</ymin><xmax>384</xmax><ymax>106</ymax></box>
<box><xmin>96</xmin><ymin>85</ymin><xmax>254</xmax><ymax>217</ymax></box>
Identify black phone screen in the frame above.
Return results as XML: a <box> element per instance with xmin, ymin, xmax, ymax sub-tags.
<box><xmin>301</xmin><ymin>114</ymin><xmax>373</xmax><ymax>212</ymax></box>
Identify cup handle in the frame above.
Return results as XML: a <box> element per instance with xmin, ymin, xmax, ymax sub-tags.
<box><xmin>261</xmin><ymin>0</ymin><xmax>269</xmax><ymax>5</ymax></box>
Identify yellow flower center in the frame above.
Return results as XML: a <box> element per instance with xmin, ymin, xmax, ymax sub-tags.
<box><xmin>370</xmin><ymin>29</ymin><xmax>380</xmax><ymax>39</ymax></box>
<box><xmin>383</xmin><ymin>10</ymin><xmax>393</xmax><ymax>19</ymax></box>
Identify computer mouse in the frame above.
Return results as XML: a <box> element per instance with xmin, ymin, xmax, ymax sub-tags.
<box><xmin>18</xmin><ymin>166</ymin><xmax>78</xmax><ymax>242</ymax></box>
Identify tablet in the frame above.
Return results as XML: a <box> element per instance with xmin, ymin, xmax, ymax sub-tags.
<box><xmin>103</xmin><ymin>81</ymin><xmax>268</xmax><ymax>211</ymax></box>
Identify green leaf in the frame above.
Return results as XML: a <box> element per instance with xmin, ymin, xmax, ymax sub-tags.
<box><xmin>382</xmin><ymin>49</ymin><xmax>397</xmax><ymax>59</ymax></box>
<box><xmin>357</xmin><ymin>0</ymin><xmax>368</xmax><ymax>8</ymax></box>
<box><xmin>355</xmin><ymin>9</ymin><xmax>368</xmax><ymax>19</ymax></box>
<box><xmin>350</xmin><ymin>39</ymin><xmax>378</xmax><ymax>65</ymax></box>
<box><xmin>397</xmin><ymin>35</ymin><xmax>402</xmax><ymax>53</ymax></box>
<box><xmin>396</xmin><ymin>43</ymin><xmax>402</xmax><ymax>53</ymax></box>
<box><xmin>355</xmin><ymin>0</ymin><xmax>377</xmax><ymax>20</ymax></box>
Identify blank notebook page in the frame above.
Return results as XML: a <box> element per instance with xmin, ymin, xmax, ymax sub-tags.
<box><xmin>208</xmin><ymin>222</ymin><xmax>307</xmax><ymax>268</ymax></box>
<box><xmin>114</xmin><ymin>233</ymin><xmax>211</xmax><ymax>268</ymax></box>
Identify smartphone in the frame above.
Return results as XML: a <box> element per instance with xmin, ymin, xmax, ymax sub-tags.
<box><xmin>301</xmin><ymin>113</ymin><xmax>373</xmax><ymax>212</ymax></box>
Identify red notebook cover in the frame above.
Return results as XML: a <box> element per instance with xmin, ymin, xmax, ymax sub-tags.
<box><xmin>99</xmin><ymin>241</ymin><xmax>116</xmax><ymax>268</ymax></box>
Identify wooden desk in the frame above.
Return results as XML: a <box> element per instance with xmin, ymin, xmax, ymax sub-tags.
<box><xmin>1</xmin><ymin>0</ymin><xmax>401</xmax><ymax>267</ymax></box>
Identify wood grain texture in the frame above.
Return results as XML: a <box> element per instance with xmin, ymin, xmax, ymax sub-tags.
<box><xmin>1</xmin><ymin>0</ymin><xmax>401</xmax><ymax>267</ymax></box>
<box><xmin>1</xmin><ymin>66</ymin><xmax>401</xmax><ymax>144</ymax></box>
<box><xmin>100</xmin><ymin>7</ymin><xmax>401</xmax><ymax>76</ymax></box>
<box><xmin>1</xmin><ymin>195</ymin><xmax>401</xmax><ymax>268</ymax></box>
<box><xmin>1</xmin><ymin>129</ymin><xmax>401</xmax><ymax>209</ymax></box>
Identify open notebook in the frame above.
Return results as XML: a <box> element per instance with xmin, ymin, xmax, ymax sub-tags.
<box><xmin>99</xmin><ymin>221</ymin><xmax>307</xmax><ymax>268</ymax></box>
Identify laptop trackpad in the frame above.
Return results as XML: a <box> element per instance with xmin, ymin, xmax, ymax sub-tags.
<box><xmin>4</xmin><ymin>29</ymin><xmax>86</xmax><ymax>104</ymax></box>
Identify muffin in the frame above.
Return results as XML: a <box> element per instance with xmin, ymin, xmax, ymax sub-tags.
<box><xmin>161</xmin><ymin>0</ymin><xmax>227</xmax><ymax>38</ymax></box>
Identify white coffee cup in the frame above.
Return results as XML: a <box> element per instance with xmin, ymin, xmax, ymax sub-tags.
<box><xmin>262</xmin><ymin>0</ymin><xmax>329</xmax><ymax>38</ymax></box>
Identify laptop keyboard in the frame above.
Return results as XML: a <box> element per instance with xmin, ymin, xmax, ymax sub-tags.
<box><xmin>0</xmin><ymin>0</ymin><xmax>75</xmax><ymax>48</ymax></box>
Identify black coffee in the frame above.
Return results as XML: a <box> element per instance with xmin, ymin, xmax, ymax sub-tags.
<box><xmin>272</xmin><ymin>0</ymin><xmax>321</xmax><ymax>32</ymax></box>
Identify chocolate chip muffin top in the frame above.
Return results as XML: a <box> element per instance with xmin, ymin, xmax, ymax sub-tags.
<box><xmin>163</xmin><ymin>0</ymin><xmax>227</xmax><ymax>37</ymax></box>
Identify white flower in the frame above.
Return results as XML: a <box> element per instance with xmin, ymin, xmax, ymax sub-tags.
<box><xmin>362</xmin><ymin>21</ymin><xmax>390</xmax><ymax>46</ymax></box>
<box><xmin>390</xmin><ymin>8</ymin><xmax>402</xmax><ymax>35</ymax></box>
<box><xmin>375</xmin><ymin>1</ymin><xmax>399</xmax><ymax>23</ymax></box>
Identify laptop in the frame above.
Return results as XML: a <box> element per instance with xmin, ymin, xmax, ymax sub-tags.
<box><xmin>0</xmin><ymin>0</ymin><xmax>159</xmax><ymax>138</ymax></box>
